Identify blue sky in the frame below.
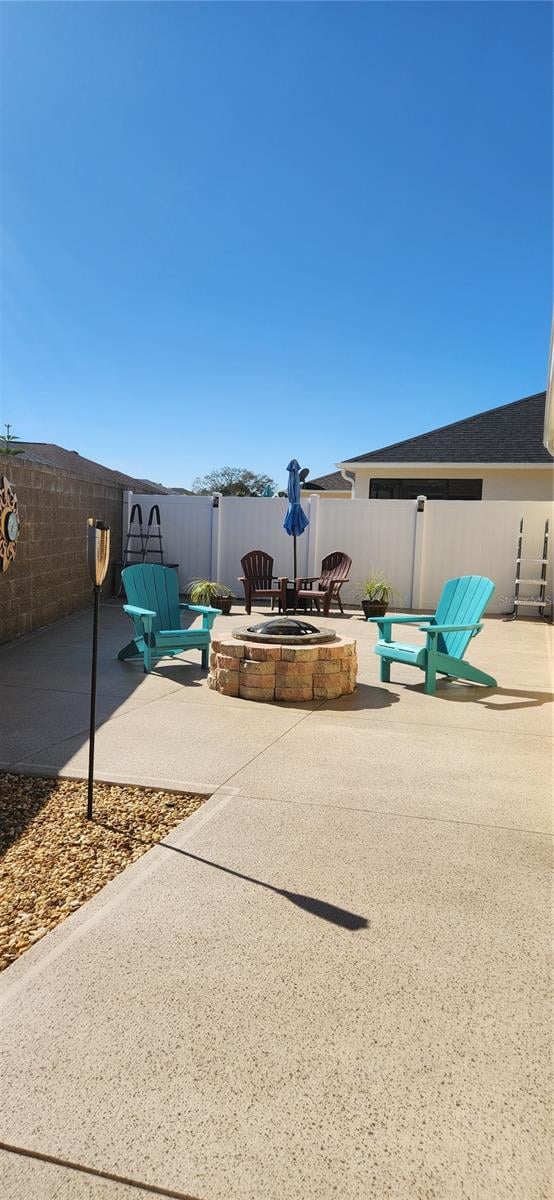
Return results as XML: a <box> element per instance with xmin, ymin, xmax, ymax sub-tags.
<box><xmin>1</xmin><ymin>2</ymin><xmax>551</xmax><ymax>490</ymax></box>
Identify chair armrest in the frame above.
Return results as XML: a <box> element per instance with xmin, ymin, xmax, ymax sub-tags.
<box><xmin>369</xmin><ymin>613</ymin><xmax>435</xmax><ymax>641</ymax></box>
<box><xmin>368</xmin><ymin>613</ymin><xmax>433</xmax><ymax>634</ymax></box>
<box><xmin>420</xmin><ymin>622</ymin><xmax>482</xmax><ymax>636</ymax></box>
<box><xmin>123</xmin><ymin>605</ymin><xmax>154</xmax><ymax>637</ymax></box>
<box><xmin>181</xmin><ymin>602</ymin><xmax>220</xmax><ymax>631</ymax></box>
<box><xmin>180</xmin><ymin>603</ymin><xmax>221</xmax><ymax>615</ymax></box>
<box><xmin>276</xmin><ymin>577</ymin><xmax>287</xmax><ymax>586</ymax></box>
<box><xmin>367</xmin><ymin>614</ymin><xmax>433</xmax><ymax>625</ymax></box>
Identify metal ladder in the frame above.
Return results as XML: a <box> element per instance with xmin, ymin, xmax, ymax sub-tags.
<box><xmin>509</xmin><ymin>517</ymin><xmax>550</xmax><ymax>619</ymax></box>
<box><xmin>142</xmin><ymin>504</ymin><xmax>165</xmax><ymax>564</ymax></box>
<box><xmin>121</xmin><ymin>503</ymin><xmax>145</xmax><ymax>569</ymax></box>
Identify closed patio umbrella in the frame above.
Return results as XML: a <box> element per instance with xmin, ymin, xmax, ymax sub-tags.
<box><xmin>283</xmin><ymin>459</ymin><xmax>309</xmax><ymax>581</ymax></box>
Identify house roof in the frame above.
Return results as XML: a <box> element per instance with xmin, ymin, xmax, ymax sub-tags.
<box><xmin>341</xmin><ymin>391</ymin><xmax>553</xmax><ymax>466</ymax></box>
<box><xmin>17</xmin><ymin>443</ymin><xmax>170</xmax><ymax>493</ymax></box>
<box><xmin>302</xmin><ymin>470</ymin><xmax>352</xmax><ymax>492</ymax></box>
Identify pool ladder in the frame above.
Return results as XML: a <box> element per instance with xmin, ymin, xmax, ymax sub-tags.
<box><xmin>508</xmin><ymin>517</ymin><xmax>550</xmax><ymax>619</ymax></box>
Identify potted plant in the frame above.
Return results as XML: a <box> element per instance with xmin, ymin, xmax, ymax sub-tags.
<box><xmin>359</xmin><ymin>571</ymin><xmax>399</xmax><ymax>619</ymax></box>
<box><xmin>188</xmin><ymin>579</ymin><xmax>234</xmax><ymax>615</ymax></box>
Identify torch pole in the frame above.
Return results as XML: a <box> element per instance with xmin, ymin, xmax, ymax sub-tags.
<box><xmin>87</xmin><ymin>584</ymin><xmax>101</xmax><ymax>821</ymax></box>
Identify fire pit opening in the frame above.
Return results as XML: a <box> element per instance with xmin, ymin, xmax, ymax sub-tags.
<box><xmin>233</xmin><ymin>617</ymin><xmax>336</xmax><ymax>646</ymax></box>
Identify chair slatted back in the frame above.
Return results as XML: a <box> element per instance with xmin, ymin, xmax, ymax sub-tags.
<box><xmin>122</xmin><ymin>564</ymin><xmax>181</xmax><ymax>635</ymax></box>
<box><xmin>433</xmin><ymin>575</ymin><xmax>495</xmax><ymax>657</ymax></box>
<box><xmin>241</xmin><ymin>550</ymin><xmax>275</xmax><ymax>589</ymax></box>
<box><xmin>319</xmin><ymin>551</ymin><xmax>352</xmax><ymax>587</ymax></box>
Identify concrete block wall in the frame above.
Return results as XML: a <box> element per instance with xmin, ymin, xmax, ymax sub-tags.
<box><xmin>0</xmin><ymin>457</ymin><xmax>123</xmax><ymax>645</ymax></box>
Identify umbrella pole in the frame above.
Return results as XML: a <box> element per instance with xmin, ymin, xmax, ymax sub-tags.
<box><xmin>293</xmin><ymin>535</ymin><xmax>297</xmax><ymax>582</ymax></box>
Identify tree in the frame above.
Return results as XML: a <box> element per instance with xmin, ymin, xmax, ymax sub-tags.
<box><xmin>192</xmin><ymin>466</ymin><xmax>277</xmax><ymax>497</ymax></box>
<box><xmin>0</xmin><ymin>424</ymin><xmax>23</xmax><ymax>456</ymax></box>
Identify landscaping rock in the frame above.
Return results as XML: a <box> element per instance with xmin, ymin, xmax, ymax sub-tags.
<box><xmin>0</xmin><ymin>774</ymin><xmax>206</xmax><ymax>972</ymax></box>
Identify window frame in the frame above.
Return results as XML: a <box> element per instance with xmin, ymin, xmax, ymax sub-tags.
<box><xmin>368</xmin><ymin>477</ymin><xmax>483</xmax><ymax>500</ymax></box>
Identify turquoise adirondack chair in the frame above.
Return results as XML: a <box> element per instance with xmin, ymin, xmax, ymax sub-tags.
<box><xmin>118</xmin><ymin>564</ymin><xmax>220</xmax><ymax>674</ymax></box>
<box><xmin>369</xmin><ymin>575</ymin><xmax>496</xmax><ymax>695</ymax></box>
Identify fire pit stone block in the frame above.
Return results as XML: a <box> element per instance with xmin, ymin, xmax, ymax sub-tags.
<box><xmin>281</xmin><ymin>646</ymin><xmax>320</xmax><ymax>661</ymax></box>
<box><xmin>240</xmin><ymin>659</ymin><xmax>276</xmax><ymax>677</ymax></box>
<box><xmin>248</xmin><ymin>644</ymin><xmax>282</xmax><ymax>661</ymax></box>
<box><xmin>240</xmin><ymin>684</ymin><xmax>276</xmax><ymax>701</ymax></box>
<box><xmin>275</xmin><ymin>686</ymin><xmax>314</xmax><ymax>702</ymax></box>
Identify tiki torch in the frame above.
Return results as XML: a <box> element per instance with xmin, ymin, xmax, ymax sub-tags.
<box><xmin>86</xmin><ymin>519</ymin><xmax>110</xmax><ymax>820</ymax></box>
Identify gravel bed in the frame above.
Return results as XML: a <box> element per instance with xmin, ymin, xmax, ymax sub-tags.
<box><xmin>0</xmin><ymin>773</ymin><xmax>206</xmax><ymax>972</ymax></box>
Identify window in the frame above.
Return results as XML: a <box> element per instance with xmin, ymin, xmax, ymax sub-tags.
<box><xmin>369</xmin><ymin>477</ymin><xmax>482</xmax><ymax>500</ymax></box>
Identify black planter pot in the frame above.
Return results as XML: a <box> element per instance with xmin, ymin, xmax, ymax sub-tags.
<box><xmin>216</xmin><ymin>595</ymin><xmax>233</xmax><ymax>615</ymax></box>
<box><xmin>361</xmin><ymin>599</ymin><xmax>388</xmax><ymax>620</ymax></box>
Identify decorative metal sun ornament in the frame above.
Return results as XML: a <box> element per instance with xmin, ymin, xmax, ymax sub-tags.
<box><xmin>0</xmin><ymin>476</ymin><xmax>20</xmax><ymax>572</ymax></box>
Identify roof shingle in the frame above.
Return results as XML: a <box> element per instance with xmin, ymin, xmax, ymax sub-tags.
<box><xmin>17</xmin><ymin>443</ymin><xmax>170</xmax><ymax>493</ymax></box>
<box><xmin>342</xmin><ymin>391</ymin><xmax>552</xmax><ymax>465</ymax></box>
<box><xmin>302</xmin><ymin>470</ymin><xmax>351</xmax><ymax>492</ymax></box>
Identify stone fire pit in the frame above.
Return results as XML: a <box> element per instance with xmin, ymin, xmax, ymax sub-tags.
<box><xmin>208</xmin><ymin>618</ymin><xmax>357</xmax><ymax>702</ymax></box>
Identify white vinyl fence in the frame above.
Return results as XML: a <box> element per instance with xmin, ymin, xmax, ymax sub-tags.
<box><xmin>214</xmin><ymin>496</ymin><xmax>310</xmax><ymax>587</ymax></box>
<box><xmin>418</xmin><ymin>500</ymin><xmax>553</xmax><ymax>613</ymax></box>
<box><xmin>309</xmin><ymin>499</ymin><xmax>417</xmax><ymax>607</ymax></box>
<box><xmin>123</xmin><ymin>494</ymin><xmax>214</xmax><ymax>591</ymax></box>
<box><xmin>124</xmin><ymin>493</ymin><xmax>553</xmax><ymax>615</ymax></box>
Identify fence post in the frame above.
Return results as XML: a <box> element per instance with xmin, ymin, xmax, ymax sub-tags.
<box><xmin>211</xmin><ymin>493</ymin><xmax>222</xmax><ymax>583</ymax></box>
<box><xmin>307</xmin><ymin>494</ymin><xmax>320</xmax><ymax>577</ymax></box>
<box><xmin>410</xmin><ymin>496</ymin><xmax>426</xmax><ymax>609</ymax></box>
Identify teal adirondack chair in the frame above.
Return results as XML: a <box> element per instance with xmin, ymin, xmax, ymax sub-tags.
<box><xmin>118</xmin><ymin>564</ymin><xmax>220</xmax><ymax>674</ymax></box>
<box><xmin>369</xmin><ymin>575</ymin><xmax>496</xmax><ymax>695</ymax></box>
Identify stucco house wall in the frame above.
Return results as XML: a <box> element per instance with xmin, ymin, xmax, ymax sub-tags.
<box><xmin>348</xmin><ymin>465</ymin><xmax>553</xmax><ymax>501</ymax></box>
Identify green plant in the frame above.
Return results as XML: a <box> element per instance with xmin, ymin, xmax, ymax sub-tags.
<box><xmin>188</xmin><ymin>579</ymin><xmax>234</xmax><ymax>605</ymax></box>
<box><xmin>0</xmin><ymin>424</ymin><xmax>23</xmax><ymax>456</ymax></box>
<box><xmin>358</xmin><ymin>571</ymin><xmax>400</xmax><ymax>605</ymax></box>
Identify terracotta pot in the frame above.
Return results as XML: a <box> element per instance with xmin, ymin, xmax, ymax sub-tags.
<box><xmin>361</xmin><ymin>599</ymin><xmax>388</xmax><ymax>620</ymax></box>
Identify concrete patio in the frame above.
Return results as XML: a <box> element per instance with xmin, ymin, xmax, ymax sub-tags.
<box><xmin>0</xmin><ymin>602</ymin><xmax>552</xmax><ymax>1199</ymax></box>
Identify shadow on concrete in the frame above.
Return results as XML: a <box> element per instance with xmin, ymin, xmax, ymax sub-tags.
<box><xmin>95</xmin><ymin>819</ymin><xmax>368</xmax><ymax>931</ymax></box>
<box><xmin>401</xmin><ymin>676</ymin><xmax>553</xmax><ymax>711</ymax></box>
<box><xmin>148</xmin><ymin>662</ymin><xmax>206</xmax><ymax>686</ymax></box>
<box><xmin>435</xmin><ymin>685</ymin><xmax>554</xmax><ymax>712</ymax></box>
<box><xmin>0</xmin><ymin>603</ymin><xmax>211</xmax><ymax>771</ymax></box>
<box><xmin>154</xmin><ymin>842</ymin><xmax>370</xmax><ymax>931</ymax></box>
<box><xmin>322</xmin><ymin>683</ymin><xmax>400</xmax><ymax>712</ymax></box>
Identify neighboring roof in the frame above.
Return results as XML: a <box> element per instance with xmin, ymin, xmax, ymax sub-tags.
<box><xmin>17</xmin><ymin>443</ymin><xmax>170</xmax><ymax>493</ymax></box>
<box><xmin>341</xmin><ymin>391</ymin><xmax>553</xmax><ymax>466</ymax></box>
<box><xmin>302</xmin><ymin>470</ymin><xmax>352</xmax><ymax>492</ymax></box>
